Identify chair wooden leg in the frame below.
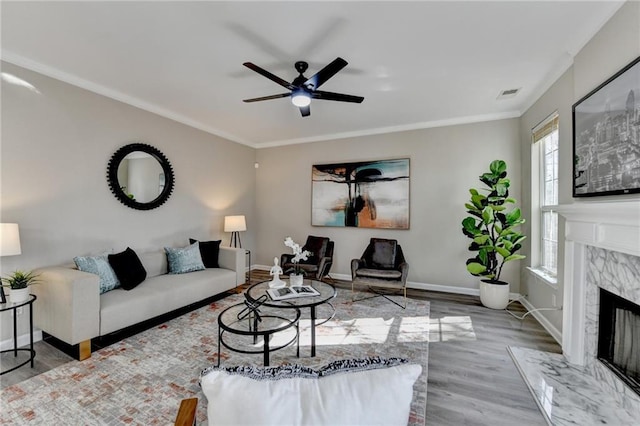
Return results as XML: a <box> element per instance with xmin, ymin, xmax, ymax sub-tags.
<box><xmin>175</xmin><ymin>398</ymin><xmax>198</xmax><ymax>426</ymax></box>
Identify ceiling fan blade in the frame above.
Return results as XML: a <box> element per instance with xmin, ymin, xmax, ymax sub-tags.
<box><xmin>243</xmin><ymin>62</ymin><xmax>295</xmax><ymax>90</ymax></box>
<box><xmin>243</xmin><ymin>93</ymin><xmax>291</xmax><ymax>103</ymax></box>
<box><xmin>312</xmin><ymin>90</ymin><xmax>364</xmax><ymax>103</ymax></box>
<box><xmin>299</xmin><ymin>105</ymin><xmax>311</xmax><ymax>117</ymax></box>
<box><xmin>304</xmin><ymin>57</ymin><xmax>348</xmax><ymax>90</ymax></box>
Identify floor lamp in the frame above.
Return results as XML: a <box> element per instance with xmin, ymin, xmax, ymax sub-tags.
<box><xmin>224</xmin><ymin>215</ymin><xmax>246</xmax><ymax>248</ymax></box>
<box><xmin>0</xmin><ymin>223</ymin><xmax>22</xmax><ymax>303</ymax></box>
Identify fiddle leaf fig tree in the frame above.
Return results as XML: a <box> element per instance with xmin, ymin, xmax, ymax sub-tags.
<box><xmin>462</xmin><ymin>160</ymin><xmax>526</xmax><ymax>283</ymax></box>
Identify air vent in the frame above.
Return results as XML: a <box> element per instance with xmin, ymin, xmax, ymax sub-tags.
<box><xmin>497</xmin><ymin>88</ymin><xmax>520</xmax><ymax>99</ymax></box>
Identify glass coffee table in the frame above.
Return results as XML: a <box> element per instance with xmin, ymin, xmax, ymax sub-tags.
<box><xmin>246</xmin><ymin>279</ymin><xmax>336</xmax><ymax>357</ymax></box>
<box><xmin>217</xmin><ymin>300</ymin><xmax>300</xmax><ymax>366</ymax></box>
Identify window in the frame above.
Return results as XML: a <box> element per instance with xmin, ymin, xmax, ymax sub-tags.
<box><xmin>532</xmin><ymin>114</ymin><xmax>559</xmax><ymax>276</ymax></box>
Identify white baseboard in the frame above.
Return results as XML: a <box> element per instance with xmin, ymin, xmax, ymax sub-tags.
<box><xmin>518</xmin><ymin>297</ymin><xmax>563</xmax><ymax>345</ymax></box>
<box><xmin>0</xmin><ymin>329</ymin><xmax>43</xmax><ymax>351</ymax></box>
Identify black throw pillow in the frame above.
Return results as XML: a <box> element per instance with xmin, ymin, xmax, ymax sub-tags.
<box><xmin>189</xmin><ymin>238</ymin><xmax>221</xmax><ymax>268</ymax></box>
<box><xmin>108</xmin><ymin>247</ymin><xmax>147</xmax><ymax>290</ymax></box>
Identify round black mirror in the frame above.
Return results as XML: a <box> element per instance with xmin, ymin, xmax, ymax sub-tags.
<box><xmin>107</xmin><ymin>143</ymin><xmax>174</xmax><ymax>210</ymax></box>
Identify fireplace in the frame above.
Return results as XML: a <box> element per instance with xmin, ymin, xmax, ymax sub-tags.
<box><xmin>598</xmin><ymin>288</ymin><xmax>640</xmax><ymax>397</ymax></box>
<box><xmin>553</xmin><ymin>200</ymin><xmax>640</xmax><ymax>419</ymax></box>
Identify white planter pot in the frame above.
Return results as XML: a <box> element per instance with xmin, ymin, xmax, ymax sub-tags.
<box><xmin>9</xmin><ymin>287</ymin><xmax>30</xmax><ymax>304</ymax></box>
<box><xmin>479</xmin><ymin>280</ymin><xmax>509</xmax><ymax>310</ymax></box>
<box><xmin>289</xmin><ymin>274</ymin><xmax>304</xmax><ymax>287</ymax></box>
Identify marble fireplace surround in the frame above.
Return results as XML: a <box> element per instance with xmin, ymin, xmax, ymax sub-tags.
<box><xmin>555</xmin><ymin>200</ymin><xmax>640</xmax><ymax>416</ymax></box>
<box><xmin>556</xmin><ymin>200</ymin><xmax>640</xmax><ymax>368</ymax></box>
<box><xmin>509</xmin><ymin>200</ymin><xmax>640</xmax><ymax>424</ymax></box>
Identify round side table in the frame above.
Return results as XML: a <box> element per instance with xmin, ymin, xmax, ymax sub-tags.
<box><xmin>1</xmin><ymin>294</ymin><xmax>37</xmax><ymax>375</ymax></box>
<box><xmin>218</xmin><ymin>300</ymin><xmax>300</xmax><ymax>366</ymax></box>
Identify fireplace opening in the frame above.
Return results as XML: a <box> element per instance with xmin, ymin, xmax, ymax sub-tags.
<box><xmin>598</xmin><ymin>288</ymin><xmax>640</xmax><ymax>397</ymax></box>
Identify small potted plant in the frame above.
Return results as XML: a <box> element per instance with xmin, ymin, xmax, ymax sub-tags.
<box><xmin>1</xmin><ymin>270</ymin><xmax>39</xmax><ymax>304</ymax></box>
<box><xmin>284</xmin><ymin>237</ymin><xmax>311</xmax><ymax>286</ymax></box>
<box><xmin>461</xmin><ymin>160</ymin><xmax>526</xmax><ymax>309</ymax></box>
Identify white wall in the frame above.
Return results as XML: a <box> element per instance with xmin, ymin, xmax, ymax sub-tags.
<box><xmin>519</xmin><ymin>0</ymin><xmax>640</xmax><ymax>336</ymax></box>
<box><xmin>0</xmin><ymin>62</ymin><xmax>256</xmax><ymax>341</ymax></box>
<box><xmin>255</xmin><ymin>119</ymin><xmax>522</xmax><ymax>292</ymax></box>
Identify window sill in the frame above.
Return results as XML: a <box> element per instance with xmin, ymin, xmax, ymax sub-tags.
<box><xmin>526</xmin><ymin>267</ymin><xmax>558</xmax><ymax>288</ymax></box>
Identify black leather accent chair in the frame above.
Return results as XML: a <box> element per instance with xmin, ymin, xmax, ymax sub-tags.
<box><xmin>281</xmin><ymin>235</ymin><xmax>334</xmax><ymax>281</ymax></box>
<box><xmin>351</xmin><ymin>238</ymin><xmax>409</xmax><ymax>308</ymax></box>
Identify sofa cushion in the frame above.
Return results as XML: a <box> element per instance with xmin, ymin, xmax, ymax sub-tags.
<box><xmin>189</xmin><ymin>238</ymin><xmax>221</xmax><ymax>268</ymax></box>
<box><xmin>73</xmin><ymin>255</ymin><xmax>120</xmax><ymax>294</ymax></box>
<box><xmin>356</xmin><ymin>268</ymin><xmax>402</xmax><ymax>280</ymax></box>
<box><xmin>138</xmin><ymin>250</ymin><xmax>167</xmax><ymax>278</ymax></box>
<box><xmin>200</xmin><ymin>357</ymin><xmax>421</xmax><ymax>426</ymax></box>
<box><xmin>108</xmin><ymin>248</ymin><xmax>147</xmax><ymax>290</ymax></box>
<box><xmin>165</xmin><ymin>243</ymin><xmax>205</xmax><ymax>274</ymax></box>
<box><xmin>99</xmin><ymin>267</ymin><xmax>236</xmax><ymax>335</ymax></box>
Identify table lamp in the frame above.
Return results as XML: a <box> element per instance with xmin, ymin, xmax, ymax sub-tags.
<box><xmin>224</xmin><ymin>215</ymin><xmax>246</xmax><ymax>248</ymax></box>
<box><xmin>0</xmin><ymin>223</ymin><xmax>22</xmax><ymax>303</ymax></box>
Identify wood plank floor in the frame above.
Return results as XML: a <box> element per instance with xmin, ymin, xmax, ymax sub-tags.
<box><xmin>1</xmin><ymin>271</ymin><xmax>561</xmax><ymax>425</ymax></box>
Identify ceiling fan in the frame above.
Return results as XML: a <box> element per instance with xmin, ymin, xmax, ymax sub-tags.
<box><xmin>242</xmin><ymin>57</ymin><xmax>364</xmax><ymax>117</ymax></box>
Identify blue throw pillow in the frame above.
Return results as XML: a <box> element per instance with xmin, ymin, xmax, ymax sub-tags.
<box><xmin>165</xmin><ymin>242</ymin><xmax>205</xmax><ymax>274</ymax></box>
<box><xmin>73</xmin><ymin>255</ymin><xmax>120</xmax><ymax>294</ymax></box>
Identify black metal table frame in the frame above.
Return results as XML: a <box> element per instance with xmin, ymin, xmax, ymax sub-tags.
<box><xmin>245</xmin><ymin>281</ymin><xmax>337</xmax><ymax>357</ymax></box>
<box><xmin>217</xmin><ymin>302</ymin><xmax>300</xmax><ymax>366</ymax></box>
<box><xmin>1</xmin><ymin>294</ymin><xmax>36</xmax><ymax>375</ymax></box>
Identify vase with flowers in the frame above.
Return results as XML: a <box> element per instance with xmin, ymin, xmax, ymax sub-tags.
<box><xmin>284</xmin><ymin>237</ymin><xmax>311</xmax><ymax>286</ymax></box>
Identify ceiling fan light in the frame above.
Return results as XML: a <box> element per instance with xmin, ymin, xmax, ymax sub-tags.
<box><xmin>291</xmin><ymin>91</ymin><xmax>311</xmax><ymax>107</ymax></box>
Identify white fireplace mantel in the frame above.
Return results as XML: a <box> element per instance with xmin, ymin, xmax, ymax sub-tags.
<box><xmin>556</xmin><ymin>199</ymin><xmax>640</xmax><ymax>365</ymax></box>
<box><xmin>555</xmin><ymin>200</ymin><xmax>640</xmax><ymax>257</ymax></box>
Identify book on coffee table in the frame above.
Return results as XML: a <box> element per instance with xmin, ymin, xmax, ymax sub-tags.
<box><xmin>267</xmin><ymin>285</ymin><xmax>321</xmax><ymax>301</ymax></box>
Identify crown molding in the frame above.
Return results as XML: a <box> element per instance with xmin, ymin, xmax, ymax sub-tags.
<box><xmin>255</xmin><ymin>111</ymin><xmax>522</xmax><ymax>148</ymax></box>
<box><xmin>1</xmin><ymin>51</ymin><xmax>255</xmax><ymax>147</ymax></box>
<box><xmin>2</xmin><ymin>52</ymin><xmax>523</xmax><ymax>149</ymax></box>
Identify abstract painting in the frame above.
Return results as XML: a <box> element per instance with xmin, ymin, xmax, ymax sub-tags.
<box><xmin>312</xmin><ymin>158</ymin><xmax>409</xmax><ymax>229</ymax></box>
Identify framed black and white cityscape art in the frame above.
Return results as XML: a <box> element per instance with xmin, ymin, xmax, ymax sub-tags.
<box><xmin>311</xmin><ymin>158</ymin><xmax>409</xmax><ymax>229</ymax></box>
<box><xmin>573</xmin><ymin>56</ymin><xmax>640</xmax><ymax>197</ymax></box>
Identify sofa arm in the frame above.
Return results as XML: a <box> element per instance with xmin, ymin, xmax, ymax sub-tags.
<box><xmin>31</xmin><ymin>266</ymin><xmax>100</xmax><ymax>346</ymax></box>
<box><xmin>218</xmin><ymin>247</ymin><xmax>245</xmax><ymax>286</ymax></box>
<box><xmin>351</xmin><ymin>259</ymin><xmax>365</xmax><ymax>280</ymax></box>
<box><xmin>398</xmin><ymin>262</ymin><xmax>409</xmax><ymax>285</ymax></box>
<box><xmin>317</xmin><ymin>256</ymin><xmax>333</xmax><ymax>280</ymax></box>
<box><xmin>280</xmin><ymin>253</ymin><xmax>294</xmax><ymax>268</ymax></box>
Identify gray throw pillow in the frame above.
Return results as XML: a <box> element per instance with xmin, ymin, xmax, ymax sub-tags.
<box><xmin>74</xmin><ymin>255</ymin><xmax>120</xmax><ymax>294</ymax></box>
<box><xmin>165</xmin><ymin>242</ymin><xmax>205</xmax><ymax>274</ymax></box>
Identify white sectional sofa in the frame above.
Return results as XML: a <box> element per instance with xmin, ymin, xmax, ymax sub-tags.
<box><xmin>32</xmin><ymin>246</ymin><xmax>245</xmax><ymax>360</ymax></box>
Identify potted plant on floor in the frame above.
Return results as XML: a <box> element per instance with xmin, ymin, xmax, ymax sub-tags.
<box><xmin>461</xmin><ymin>160</ymin><xmax>526</xmax><ymax>309</ymax></box>
<box><xmin>1</xmin><ymin>270</ymin><xmax>39</xmax><ymax>304</ymax></box>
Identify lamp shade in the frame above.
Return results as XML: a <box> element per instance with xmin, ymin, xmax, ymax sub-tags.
<box><xmin>0</xmin><ymin>223</ymin><xmax>22</xmax><ymax>256</ymax></box>
<box><xmin>224</xmin><ymin>215</ymin><xmax>247</xmax><ymax>232</ymax></box>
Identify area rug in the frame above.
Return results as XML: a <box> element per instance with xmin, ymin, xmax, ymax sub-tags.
<box><xmin>1</xmin><ymin>288</ymin><xmax>429</xmax><ymax>425</ymax></box>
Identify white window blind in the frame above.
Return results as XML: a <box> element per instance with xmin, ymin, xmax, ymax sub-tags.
<box><xmin>533</xmin><ymin>114</ymin><xmax>559</xmax><ymax>275</ymax></box>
